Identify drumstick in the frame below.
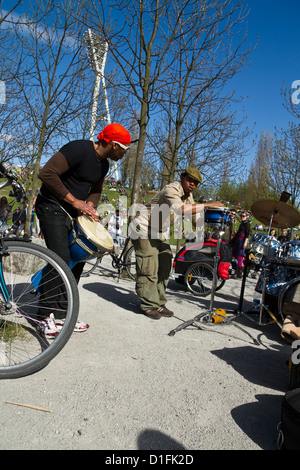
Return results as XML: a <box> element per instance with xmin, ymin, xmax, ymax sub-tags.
<box><xmin>5</xmin><ymin>401</ymin><xmax>54</xmax><ymax>412</ymax></box>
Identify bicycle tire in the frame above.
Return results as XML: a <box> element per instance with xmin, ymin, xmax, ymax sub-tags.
<box><xmin>0</xmin><ymin>240</ymin><xmax>79</xmax><ymax>379</ymax></box>
<box><xmin>123</xmin><ymin>245</ymin><xmax>136</xmax><ymax>280</ymax></box>
<box><xmin>184</xmin><ymin>261</ymin><xmax>225</xmax><ymax>296</ymax></box>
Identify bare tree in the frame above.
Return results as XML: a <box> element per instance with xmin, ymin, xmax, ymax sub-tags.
<box><xmin>147</xmin><ymin>0</ymin><xmax>252</xmax><ymax>187</ymax></box>
<box><xmin>67</xmin><ymin>0</ymin><xmax>252</xmax><ymax>203</ymax></box>
<box><xmin>0</xmin><ymin>1</ymin><xmax>24</xmax><ymax>26</ymax></box>
<box><xmin>271</xmin><ymin>124</ymin><xmax>300</xmax><ymax>208</ymax></box>
<box><xmin>2</xmin><ymin>1</ymin><xmax>97</xmax><ymax>234</ymax></box>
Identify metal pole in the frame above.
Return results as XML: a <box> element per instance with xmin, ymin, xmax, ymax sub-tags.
<box><xmin>84</xmin><ymin>29</ymin><xmax>119</xmax><ymax>181</ymax></box>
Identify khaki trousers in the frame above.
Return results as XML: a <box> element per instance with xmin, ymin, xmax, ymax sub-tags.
<box><xmin>133</xmin><ymin>238</ymin><xmax>172</xmax><ymax>312</ymax></box>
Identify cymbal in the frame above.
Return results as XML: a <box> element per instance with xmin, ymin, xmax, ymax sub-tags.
<box><xmin>251</xmin><ymin>199</ymin><xmax>300</xmax><ymax>229</ymax></box>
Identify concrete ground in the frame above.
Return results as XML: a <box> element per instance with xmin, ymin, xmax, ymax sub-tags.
<box><xmin>0</xmin><ymin>251</ymin><xmax>292</xmax><ymax>450</ymax></box>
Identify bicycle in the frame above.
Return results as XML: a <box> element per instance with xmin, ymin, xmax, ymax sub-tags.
<box><xmin>0</xmin><ymin>164</ymin><xmax>79</xmax><ymax>379</ymax></box>
<box><xmin>82</xmin><ymin>235</ymin><xmax>136</xmax><ymax>280</ymax></box>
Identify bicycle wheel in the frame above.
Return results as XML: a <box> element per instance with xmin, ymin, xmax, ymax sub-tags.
<box><xmin>184</xmin><ymin>262</ymin><xmax>225</xmax><ymax>296</ymax></box>
<box><xmin>0</xmin><ymin>240</ymin><xmax>79</xmax><ymax>379</ymax></box>
<box><xmin>81</xmin><ymin>257</ymin><xmax>101</xmax><ymax>277</ymax></box>
<box><xmin>123</xmin><ymin>245</ymin><xmax>136</xmax><ymax>280</ymax></box>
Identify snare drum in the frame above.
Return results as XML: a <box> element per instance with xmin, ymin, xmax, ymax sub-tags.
<box><xmin>281</xmin><ymin>241</ymin><xmax>300</xmax><ymax>264</ymax></box>
<box><xmin>68</xmin><ymin>215</ymin><xmax>114</xmax><ymax>268</ymax></box>
<box><xmin>204</xmin><ymin>207</ymin><xmax>230</xmax><ymax>225</ymax></box>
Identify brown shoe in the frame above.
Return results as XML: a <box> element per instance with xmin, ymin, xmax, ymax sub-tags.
<box><xmin>144</xmin><ymin>308</ymin><xmax>161</xmax><ymax>320</ymax></box>
<box><xmin>158</xmin><ymin>306</ymin><xmax>174</xmax><ymax>317</ymax></box>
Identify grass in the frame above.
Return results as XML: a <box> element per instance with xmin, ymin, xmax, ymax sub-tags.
<box><xmin>0</xmin><ymin>319</ymin><xmax>29</xmax><ymax>343</ymax></box>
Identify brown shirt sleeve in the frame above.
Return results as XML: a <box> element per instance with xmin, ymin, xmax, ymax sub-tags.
<box><xmin>38</xmin><ymin>152</ymin><xmax>71</xmax><ymax>200</ymax></box>
<box><xmin>86</xmin><ymin>179</ymin><xmax>104</xmax><ymax>207</ymax></box>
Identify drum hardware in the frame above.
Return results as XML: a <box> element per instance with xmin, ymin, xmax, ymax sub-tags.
<box><xmin>247</xmin><ymin>198</ymin><xmax>300</xmax><ymax>325</ymax></box>
<box><xmin>247</xmin><ymin>247</ymin><xmax>282</xmax><ymax>329</ymax></box>
<box><xmin>168</xmin><ymin>211</ymin><xmax>259</xmax><ymax>344</ymax></box>
<box><xmin>242</xmin><ymin>221</ymin><xmax>284</xmax><ymax>328</ymax></box>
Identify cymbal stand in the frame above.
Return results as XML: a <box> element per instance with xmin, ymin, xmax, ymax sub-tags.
<box><xmin>168</xmin><ymin>212</ymin><xmax>259</xmax><ymax>343</ymax></box>
<box><xmin>244</xmin><ymin>241</ymin><xmax>282</xmax><ymax>329</ymax></box>
<box><xmin>238</xmin><ymin>206</ymin><xmax>282</xmax><ymax>329</ymax></box>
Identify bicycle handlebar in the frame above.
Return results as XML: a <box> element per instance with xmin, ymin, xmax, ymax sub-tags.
<box><xmin>0</xmin><ymin>162</ymin><xmax>27</xmax><ymax>203</ymax></box>
<box><xmin>0</xmin><ymin>162</ymin><xmax>18</xmax><ymax>181</ymax></box>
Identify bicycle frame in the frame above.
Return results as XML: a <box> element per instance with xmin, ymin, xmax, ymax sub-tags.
<box><xmin>110</xmin><ymin>237</ymin><xmax>132</xmax><ymax>272</ymax></box>
<box><xmin>0</xmin><ymin>241</ymin><xmax>10</xmax><ymax>305</ymax></box>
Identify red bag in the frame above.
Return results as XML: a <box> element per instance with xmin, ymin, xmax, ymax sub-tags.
<box><xmin>218</xmin><ymin>262</ymin><xmax>230</xmax><ymax>280</ymax></box>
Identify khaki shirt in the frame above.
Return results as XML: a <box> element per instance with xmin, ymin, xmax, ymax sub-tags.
<box><xmin>129</xmin><ymin>181</ymin><xmax>195</xmax><ymax>240</ymax></box>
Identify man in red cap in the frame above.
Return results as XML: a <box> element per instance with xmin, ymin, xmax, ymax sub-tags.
<box><xmin>35</xmin><ymin>123</ymin><xmax>130</xmax><ymax>336</ymax></box>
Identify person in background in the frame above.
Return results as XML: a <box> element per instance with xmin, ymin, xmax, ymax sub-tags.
<box><xmin>0</xmin><ymin>196</ymin><xmax>12</xmax><ymax>231</ymax></box>
<box><xmin>108</xmin><ymin>209</ymin><xmax>124</xmax><ymax>248</ymax></box>
<box><xmin>12</xmin><ymin>205</ymin><xmax>26</xmax><ymax>236</ymax></box>
<box><xmin>232</xmin><ymin>211</ymin><xmax>250</xmax><ymax>279</ymax></box>
<box><xmin>278</xmin><ymin>228</ymin><xmax>289</xmax><ymax>244</ymax></box>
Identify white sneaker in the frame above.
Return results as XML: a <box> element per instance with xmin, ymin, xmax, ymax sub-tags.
<box><xmin>54</xmin><ymin>318</ymin><xmax>89</xmax><ymax>332</ymax></box>
<box><xmin>37</xmin><ymin>313</ymin><xmax>61</xmax><ymax>338</ymax></box>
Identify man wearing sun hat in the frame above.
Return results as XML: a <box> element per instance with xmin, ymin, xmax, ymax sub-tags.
<box><xmin>35</xmin><ymin>123</ymin><xmax>131</xmax><ymax>336</ymax></box>
<box><xmin>131</xmin><ymin>166</ymin><xmax>223</xmax><ymax>320</ymax></box>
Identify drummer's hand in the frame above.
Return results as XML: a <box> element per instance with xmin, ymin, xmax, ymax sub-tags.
<box><xmin>73</xmin><ymin>199</ymin><xmax>99</xmax><ymax>221</ymax></box>
<box><xmin>85</xmin><ymin>202</ymin><xmax>99</xmax><ymax>221</ymax></box>
<box><xmin>204</xmin><ymin>201</ymin><xmax>224</xmax><ymax>207</ymax></box>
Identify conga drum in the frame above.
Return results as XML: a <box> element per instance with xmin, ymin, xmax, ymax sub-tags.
<box><xmin>68</xmin><ymin>215</ymin><xmax>114</xmax><ymax>268</ymax></box>
<box><xmin>31</xmin><ymin>216</ymin><xmax>114</xmax><ymax>290</ymax></box>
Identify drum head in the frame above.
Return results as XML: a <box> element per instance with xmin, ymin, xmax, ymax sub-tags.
<box><xmin>77</xmin><ymin>215</ymin><xmax>114</xmax><ymax>251</ymax></box>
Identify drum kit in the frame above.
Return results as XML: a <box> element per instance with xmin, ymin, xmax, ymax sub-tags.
<box><xmin>169</xmin><ymin>196</ymin><xmax>300</xmax><ymax>344</ymax></box>
<box><xmin>249</xmin><ymin>198</ymin><xmax>300</xmax><ymax>331</ymax></box>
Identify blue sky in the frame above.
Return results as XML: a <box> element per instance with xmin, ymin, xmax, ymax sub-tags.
<box><xmin>232</xmin><ymin>0</ymin><xmax>300</xmax><ymax>167</ymax></box>
<box><xmin>3</xmin><ymin>0</ymin><xmax>300</xmax><ymax>171</ymax></box>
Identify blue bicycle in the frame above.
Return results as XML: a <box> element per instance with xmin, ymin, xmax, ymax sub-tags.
<box><xmin>0</xmin><ymin>164</ymin><xmax>79</xmax><ymax>379</ymax></box>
